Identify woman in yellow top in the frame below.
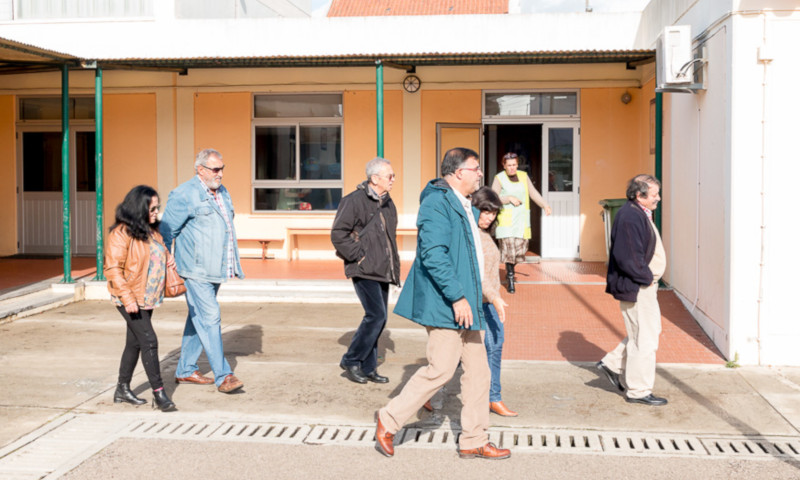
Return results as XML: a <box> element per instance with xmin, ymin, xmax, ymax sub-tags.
<box><xmin>491</xmin><ymin>152</ymin><xmax>552</xmax><ymax>293</ymax></box>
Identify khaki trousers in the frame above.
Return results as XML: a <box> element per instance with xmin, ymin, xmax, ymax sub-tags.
<box><xmin>379</xmin><ymin>327</ymin><xmax>490</xmax><ymax>450</ymax></box>
<box><xmin>602</xmin><ymin>283</ymin><xmax>661</xmax><ymax>399</ymax></box>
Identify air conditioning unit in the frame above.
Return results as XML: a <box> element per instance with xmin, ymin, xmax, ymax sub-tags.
<box><xmin>656</xmin><ymin>25</ymin><xmax>694</xmax><ymax>86</ymax></box>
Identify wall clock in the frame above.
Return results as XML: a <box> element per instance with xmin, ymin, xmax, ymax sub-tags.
<box><xmin>403</xmin><ymin>75</ymin><xmax>421</xmax><ymax>93</ymax></box>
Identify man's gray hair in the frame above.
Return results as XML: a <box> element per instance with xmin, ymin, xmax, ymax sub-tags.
<box><xmin>626</xmin><ymin>174</ymin><xmax>661</xmax><ymax>201</ymax></box>
<box><xmin>366</xmin><ymin>157</ymin><xmax>391</xmax><ymax>181</ymax></box>
<box><xmin>195</xmin><ymin>148</ymin><xmax>223</xmax><ymax>170</ymax></box>
<box><xmin>441</xmin><ymin>147</ymin><xmax>479</xmax><ymax>177</ymax></box>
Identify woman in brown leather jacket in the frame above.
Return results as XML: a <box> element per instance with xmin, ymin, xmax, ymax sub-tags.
<box><xmin>104</xmin><ymin>185</ymin><xmax>176</xmax><ymax>412</ymax></box>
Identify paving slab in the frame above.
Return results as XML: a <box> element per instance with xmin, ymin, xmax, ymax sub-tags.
<box><xmin>1</xmin><ymin>299</ymin><xmax>799</xmax><ymax>479</ymax></box>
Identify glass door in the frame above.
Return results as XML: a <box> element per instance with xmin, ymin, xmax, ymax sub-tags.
<box><xmin>541</xmin><ymin>122</ymin><xmax>580</xmax><ymax>259</ymax></box>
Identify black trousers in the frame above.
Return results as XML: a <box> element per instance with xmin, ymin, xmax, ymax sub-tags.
<box><xmin>341</xmin><ymin>278</ymin><xmax>389</xmax><ymax>375</ymax></box>
<box><xmin>116</xmin><ymin>306</ymin><xmax>164</xmax><ymax>390</ymax></box>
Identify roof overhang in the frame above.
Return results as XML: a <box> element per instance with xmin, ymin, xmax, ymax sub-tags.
<box><xmin>93</xmin><ymin>50</ymin><xmax>654</xmax><ymax>71</ymax></box>
<box><xmin>0</xmin><ymin>36</ymin><xmax>80</xmax><ymax>74</ymax></box>
<box><xmin>0</xmin><ymin>13</ymin><xmax>655</xmax><ymax>74</ymax></box>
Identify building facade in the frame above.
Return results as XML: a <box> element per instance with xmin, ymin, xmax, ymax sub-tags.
<box><xmin>1</xmin><ymin>0</ymin><xmax>798</xmax><ymax>365</ymax></box>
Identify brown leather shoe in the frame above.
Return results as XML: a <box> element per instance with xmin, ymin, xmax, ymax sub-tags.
<box><xmin>458</xmin><ymin>442</ymin><xmax>511</xmax><ymax>460</ymax></box>
<box><xmin>422</xmin><ymin>400</ymin><xmax>433</xmax><ymax>412</ymax></box>
<box><xmin>374</xmin><ymin>412</ymin><xmax>395</xmax><ymax>457</ymax></box>
<box><xmin>217</xmin><ymin>374</ymin><xmax>244</xmax><ymax>393</ymax></box>
<box><xmin>175</xmin><ymin>371</ymin><xmax>214</xmax><ymax>385</ymax></box>
<box><xmin>490</xmin><ymin>401</ymin><xmax>518</xmax><ymax>417</ymax></box>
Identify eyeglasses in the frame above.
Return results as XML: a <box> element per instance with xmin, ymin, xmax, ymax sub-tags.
<box><xmin>149</xmin><ymin>205</ymin><xmax>161</xmax><ymax>213</ymax></box>
<box><xmin>201</xmin><ymin>164</ymin><xmax>225</xmax><ymax>174</ymax></box>
<box><xmin>381</xmin><ymin>173</ymin><xmax>396</xmax><ymax>180</ymax></box>
<box><xmin>459</xmin><ymin>166</ymin><xmax>482</xmax><ymax>174</ymax></box>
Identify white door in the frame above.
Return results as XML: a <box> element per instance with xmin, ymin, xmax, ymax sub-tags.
<box><xmin>17</xmin><ymin>129</ymin><xmax>96</xmax><ymax>255</ymax></box>
<box><xmin>541</xmin><ymin>123</ymin><xmax>580</xmax><ymax>259</ymax></box>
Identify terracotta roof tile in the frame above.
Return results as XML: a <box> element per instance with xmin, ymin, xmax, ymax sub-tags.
<box><xmin>328</xmin><ymin>0</ymin><xmax>508</xmax><ymax>17</ymax></box>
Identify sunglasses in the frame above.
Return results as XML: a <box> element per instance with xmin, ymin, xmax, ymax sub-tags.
<box><xmin>201</xmin><ymin>164</ymin><xmax>225</xmax><ymax>174</ymax></box>
<box><xmin>149</xmin><ymin>205</ymin><xmax>162</xmax><ymax>213</ymax></box>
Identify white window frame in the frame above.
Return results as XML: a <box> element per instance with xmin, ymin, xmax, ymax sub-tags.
<box><xmin>251</xmin><ymin>94</ymin><xmax>344</xmax><ymax>213</ymax></box>
<box><xmin>482</xmin><ymin>89</ymin><xmax>581</xmax><ymax>121</ymax></box>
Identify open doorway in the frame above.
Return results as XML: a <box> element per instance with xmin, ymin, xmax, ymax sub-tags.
<box><xmin>484</xmin><ymin>124</ymin><xmax>544</xmax><ymax>255</ymax></box>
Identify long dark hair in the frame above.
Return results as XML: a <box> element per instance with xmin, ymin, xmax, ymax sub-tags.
<box><xmin>471</xmin><ymin>186</ymin><xmax>503</xmax><ymax>233</ymax></box>
<box><xmin>110</xmin><ymin>185</ymin><xmax>159</xmax><ymax>241</ymax></box>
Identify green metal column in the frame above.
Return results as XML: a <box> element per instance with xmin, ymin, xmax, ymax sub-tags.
<box><xmin>375</xmin><ymin>60</ymin><xmax>384</xmax><ymax>157</ymax></box>
<box><xmin>61</xmin><ymin>64</ymin><xmax>73</xmax><ymax>283</ymax></box>
<box><xmin>94</xmin><ymin>68</ymin><xmax>105</xmax><ymax>281</ymax></box>
<box><xmin>654</xmin><ymin>92</ymin><xmax>663</xmax><ymax>231</ymax></box>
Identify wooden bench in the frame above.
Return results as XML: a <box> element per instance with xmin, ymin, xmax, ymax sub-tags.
<box><xmin>237</xmin><ymin>238</ymin><xmax>282</xmax><ymax>260</ymax></box>
<box><xmin>286</xmin><ymin>227</ymin><xmax>417</xmax><ymax>261</ymax></box>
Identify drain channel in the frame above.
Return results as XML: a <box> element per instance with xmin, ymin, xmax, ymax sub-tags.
<box><xmin>701</xmin><ymin>436</ymin><xmax>800</xmax><ymax>458</ymax></box>
<box><xmin>121</xmin><ymin>420</ymin><xmax>800</xmax><ymax>460</ymax></box>
<box><xmin>3</xmin><ymin>414</ymin><xmax>800</xmax><ymax>480</ymax></box>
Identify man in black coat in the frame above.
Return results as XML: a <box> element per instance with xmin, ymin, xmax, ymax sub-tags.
<box><xmin>596</xmin><ymin>174</ymin><xmax>668</xmax><ymax>406</ymax></box>
<box><xmin>331</xmin><ymin>157</ymin><xmax>400</xmax><ymax>384</ymax></box>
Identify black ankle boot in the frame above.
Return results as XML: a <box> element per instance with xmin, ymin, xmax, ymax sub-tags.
<box><xmin>152</xmin><ymin>389</ymin><xmax>176</xmax><ymax>412</ymax></box>
<box><xmin>506</xmin><ymin>263</ymin><xmax>516</xmax><ymax>294</ymax></box>
<box><xmin>114</xmin><ymin>382</ymin><xmax>146</xmax><ymax>405</ymax></box>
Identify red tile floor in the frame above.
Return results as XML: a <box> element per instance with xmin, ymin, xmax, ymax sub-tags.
<box><xmin>0</xmin><ymin>256</ymin><xmax>725</xmax><ymax>364</ymax></box>
<box><xmin>0</xmin><ymin>256</ymin><xmax>98</xmax><ymax>292</ymax></box>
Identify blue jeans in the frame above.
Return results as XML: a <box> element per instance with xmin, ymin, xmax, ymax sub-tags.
<box><xmin>341</xmin><ymin>278</ymin><xmax>389</xmax><ymax>375</ymax></box>
<box><xmin>176</xmin><ymin>278</ymin><xmax>233</xmax><ymax>386</ymax></box>
<box><xmin>483</xmin><ymin>303</ymin><xmax>505</xmax><ymax>402</ymax></box>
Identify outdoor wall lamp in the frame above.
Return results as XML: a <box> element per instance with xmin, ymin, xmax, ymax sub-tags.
<box><xmin>621</xmin><ymin>91</ymin><xmax>632</xmax><ymax>104</ymax></box>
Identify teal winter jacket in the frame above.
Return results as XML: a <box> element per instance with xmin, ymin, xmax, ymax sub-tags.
<box><xmin>393</xmin><ymin>179</ymin><xmax>484</xmax><ymax>330</ymax></box>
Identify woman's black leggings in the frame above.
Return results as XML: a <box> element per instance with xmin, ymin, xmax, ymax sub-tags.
<box><xmin>116</xmin><ymin>306</ymin><xmax>163</xmax><ymax>390</ymax></box>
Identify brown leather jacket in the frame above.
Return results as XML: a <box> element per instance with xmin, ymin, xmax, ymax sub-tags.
<box><xmin>104</xmin><ymin>224</ymin><xmax>171</xmax><ymax>308</ymax></box>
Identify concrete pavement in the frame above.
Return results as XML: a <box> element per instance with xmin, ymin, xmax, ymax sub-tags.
<box><xmin>1</xmin><ymin>299</ymin><xmax>799</xmax><ymax>478</ymax></box>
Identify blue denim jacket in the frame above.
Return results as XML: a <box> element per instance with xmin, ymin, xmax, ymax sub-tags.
<box><xmin>160</xmin><ymin>177</ymin><xmax>244</xmax><ymax>283</ymax></box>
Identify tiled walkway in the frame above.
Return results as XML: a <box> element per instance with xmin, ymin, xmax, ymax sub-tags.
<box><xmin>0</xmin><ymin>256</ymin><xmax>97</xmax><ymax>293</ymax></box>
<box><xmin>0</xmin><ymin>256</ymin><xmax>725</xmax><ymax>364</ymax></box>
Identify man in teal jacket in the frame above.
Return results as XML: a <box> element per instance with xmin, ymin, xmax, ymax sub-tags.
<box><xmin>374</xmin><ymin>147</ymin><xmax>510</xmax><ymax>460</ymax></box>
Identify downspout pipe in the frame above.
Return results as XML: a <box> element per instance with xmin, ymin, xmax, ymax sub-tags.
<box><xmin>61</xmin><ymin>64</ymin><xmax>73</xmax><ymax>284</ymax></box>
<box><xmin>94</xmin><ymin>68</ymin><xmax>105</xmax><ymax>281</ymax></box>
<box><xmin>654</xmin><ymin>92</ymin><xmax>663</xmax><ymax>231</ymax></box>
<box><xmin>376</xmin><ymin>59</ymin><xmax>384</xmax><ymax>157</ymax></box>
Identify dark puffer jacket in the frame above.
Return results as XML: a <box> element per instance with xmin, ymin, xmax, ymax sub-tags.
<box><xmin>605</xmin><ymin>200</ymin><xmax>656</xmax><ymax>302</ymax></box>
<box><xmin>331</xmin><ymin>181</ymin><xmax>400</xmax><ymax>285</ymax></box>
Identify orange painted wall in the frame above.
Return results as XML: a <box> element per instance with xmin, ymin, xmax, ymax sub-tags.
<box><xmin>194</xmin><ymin>92</ymin><xmax>251</xmax><ymax>212</ymax></box>
<box><xmin>103</xmin><ymin>94</ymin><xmax>158</xmax><ymax>232</ymax></box>
<box><xmin>580</xmin><ymin>84</ymin><xmax>655</xmax><ymax>261</ymax></box>
<box><xmin>0</xmin><ymin>96</ymin><xmax>16</xmax><ymax>255</ymax></box>
<box><xmin>421</xmin><ymin>90</ymin><xmax>482</xmax><ymax>183</ymax></box>
<box><xmin>342</xmin><ymin>90</ymin><xmax>404</xmax><ymax>210</ymax></box>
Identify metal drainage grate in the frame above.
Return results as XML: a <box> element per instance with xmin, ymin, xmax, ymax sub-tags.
<box><xmin>126</xmin><ymin>421</ymin><xmax>218</xmax><ymax>439</ymax></box>
<box><xmin>124</xmin><ymin>421</ymin><xmax>310</xmax><ymax>445</ymax></box>
<box><xmin>208</xmin><ymin>422</ymin><xmax>310</xmax><ymax>444</ymax></box>
<box><xmin>701</xmin><ymin>436</ymin><xmax>800</xmax><ymax>459</ymax></box>
<box><xmin>493</xmin><ymin>429</ymin><xmax>603</xmax><ymax>453</ymax></box>
<box><xmin>602</xmin><ymin>433</ymin><xmax>706</xmax><ymax>457</ymax></box>
<box><xmin>397</xmin><ymin>428</ymin><xmax>456</xmax><ymax>449</ymax></box>
<box><xmin>306</xmin><ymin>426</ymin><xmax>377</xmax><ymax>446</ymax></box>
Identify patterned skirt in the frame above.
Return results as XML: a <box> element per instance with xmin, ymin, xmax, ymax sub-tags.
<box><xmin>498</xmin><ymin>237</ymin><xmax>529</xmax><ymax>265</ymax></box>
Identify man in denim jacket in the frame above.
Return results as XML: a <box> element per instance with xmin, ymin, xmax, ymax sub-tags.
<box><xmin>161</xmin><ymin>148</ymin><xmax>245</xmax><ymax>394</ymax></box>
